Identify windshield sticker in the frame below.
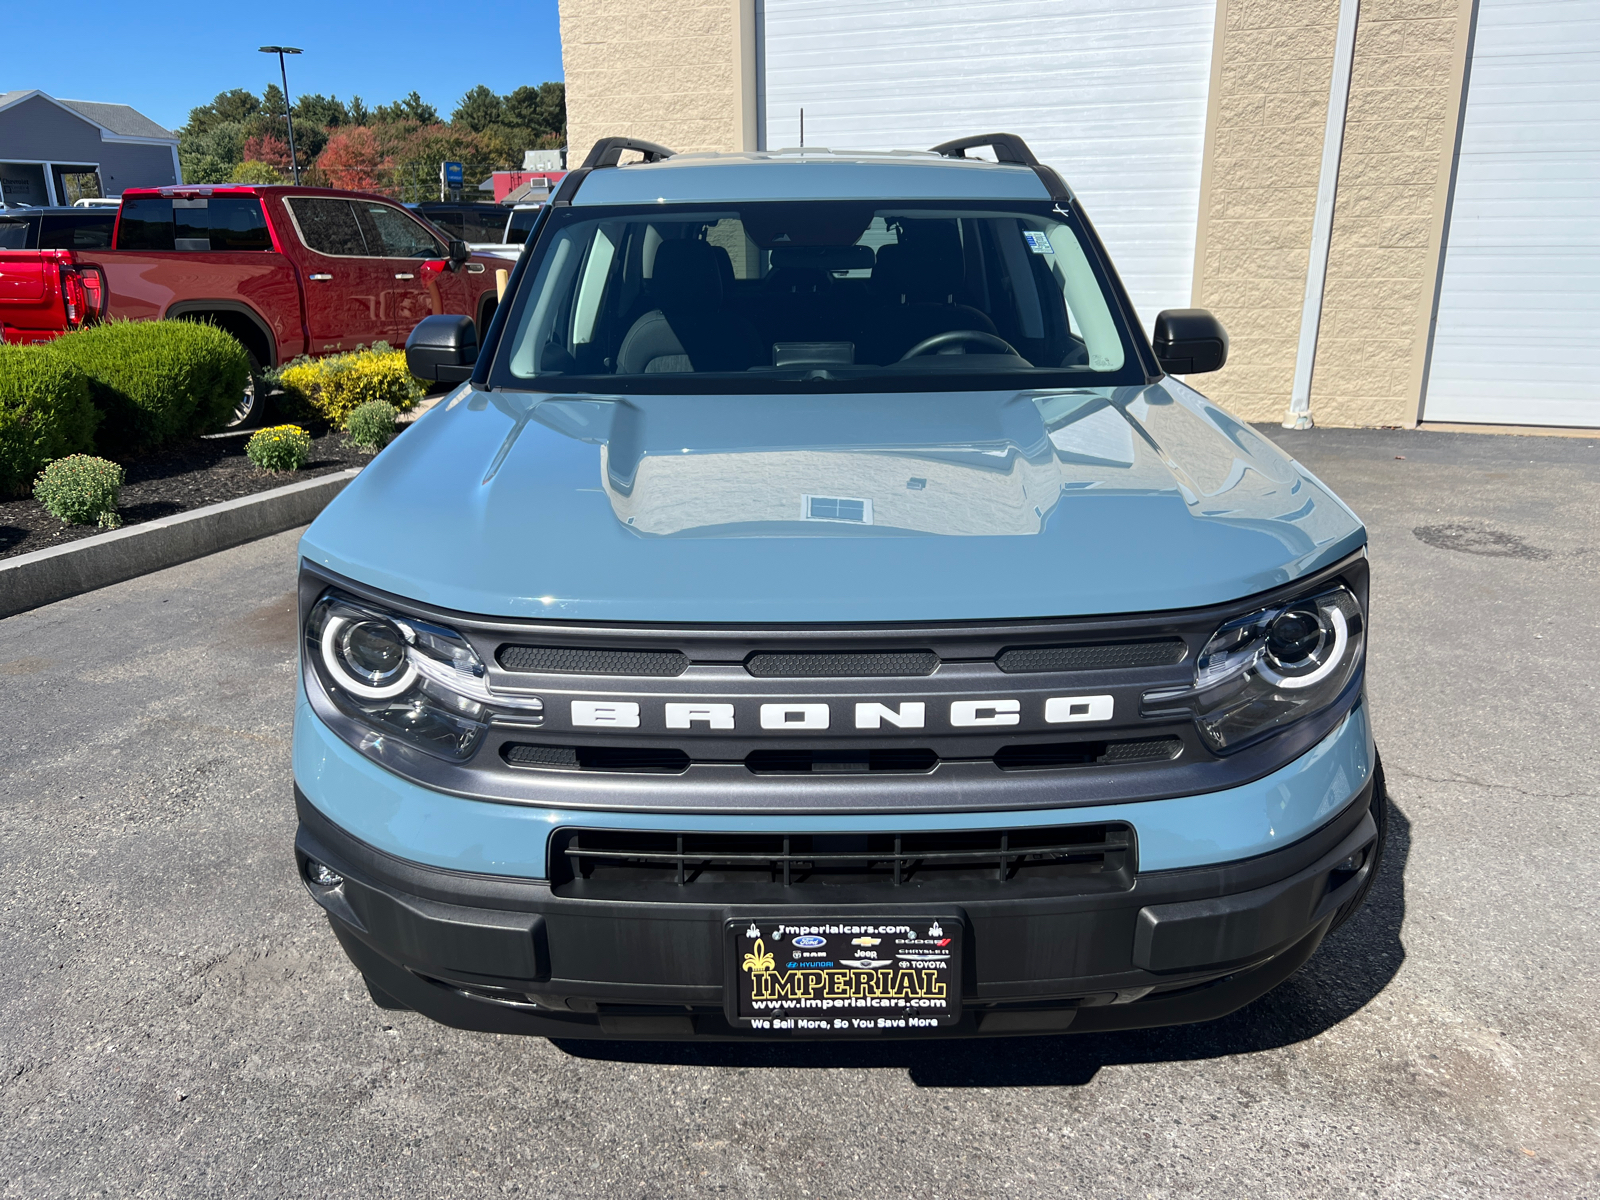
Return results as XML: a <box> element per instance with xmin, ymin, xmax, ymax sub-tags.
<box><xmin>1023</xmin><ymin>230</ymin><xmax>1054</xmax><ymax>254</ymax></box>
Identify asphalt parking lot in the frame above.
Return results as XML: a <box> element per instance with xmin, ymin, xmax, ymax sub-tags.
<box><xmin>1</xmin><ymin>425</ymin><xmax>1596</xmax><ymax>1199</ymax></box>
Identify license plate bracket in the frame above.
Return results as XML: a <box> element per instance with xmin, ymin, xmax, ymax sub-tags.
<box><xmin>726</xmin><ymin>916</ymin><xmax>963</xmax><ymax>1034</ymax></box>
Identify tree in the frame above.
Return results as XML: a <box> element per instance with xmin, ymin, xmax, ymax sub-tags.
<box><xmin>317</xmin><ymin>127</ymin><xmax>386</xmax><ymax>191</ymax></box>
<box><xmin>243</xmin><ymin>133</ymin><xmax>293</xmax><ymax>172</ymax></box>
<box><xmin>230</xmin><ymin>161</ymin><xmax>285</xmax><ymax>185</ymax></box>
<box><xmin>374</xmin><ymin>91</ymin><xmax>438</xmax><ymax>125</ymax></box>
<box><xmin>295</xmin><ymin>93</ymin><xmax>349</xmax><ymax>128</ymax></box>
<box><xmin>348</xmin><ymin>95</ymin><xmax>371</xmax><ymax>125</ymax></box>
<box><xmin>184</xmin><ymin>88</ymin><xmax>260</xmax><ymax>136</ymax></box>
<box><xmin>262</xmin><ymin>83</ymin><xmax>288</xmax><ymax>119</ymax></box>
<box><xmin>451</xmin><ymin>85</ymin><xmax>503</xmax><ymax>132</ymax></box>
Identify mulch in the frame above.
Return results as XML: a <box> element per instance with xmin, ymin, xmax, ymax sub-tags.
<box><xmin>0</xmin><ymin>428</ymin><xmax>375</xmax><ymax>561</ymax></box>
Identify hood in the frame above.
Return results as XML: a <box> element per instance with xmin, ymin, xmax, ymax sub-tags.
<box><xmin>300</xmin><ymin>381</ymin><xmax>1365</xmax><ymax>623</ymax></box>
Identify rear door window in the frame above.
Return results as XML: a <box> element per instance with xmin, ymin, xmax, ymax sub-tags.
<box><xmin>205</xmin><ymin>198</ymin><xmax>272</xmax><ymax>250</ymax></box>
<box><xmin>116</xmin><ymin>197</ymin><xmax>175</xmax><ymax>250</ymax></box>
<box><xmin>354</xmin><ymin>203</ymin><xmax>443</xmax><ymax>258</ymax></box>
<box><xmin>40</xmin><ymin>214</ymin><xmax>114</xmax><ymax>249</ymax></box>
<box><xmin>0</xmin><ymin>217</ymin><xmax>35</xmax><ymax>249</ymax></box>
<box><xmin>286</xmin><ymin>197</ymin><xmax>368</xmax><ymax>256</ymax></box>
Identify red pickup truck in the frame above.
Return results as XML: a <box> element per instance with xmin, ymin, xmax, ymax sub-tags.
<box><xmin>7</xmin><ymin>185</ymin><xmax>508</xmax><ymax>424</ymax></box>
<box><xmin>0</xmin><ymin>248</ymin><xmax>106</xmax><ymax>344</ymax></box>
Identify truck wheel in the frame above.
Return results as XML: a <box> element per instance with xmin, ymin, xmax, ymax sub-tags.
<box><xmin>1325</xmin><ymin>756</ymin><xmax>1389</xmax><ymax>935</ymax></box>
<box><xmin>224</xmin><ymin>349</ymin><xmax>267</xmax><ymax>430</ymax></box>
<box><xmin>364</xmin><ymin>976</ymin><xmax>410</xmax><ymax>1011</ymax></box>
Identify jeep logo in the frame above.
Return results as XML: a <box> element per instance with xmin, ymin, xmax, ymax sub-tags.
<box><xmin>569</xmin><ymin>696</ymin><xmax>1113</xmax><ymax>730</ymax></box>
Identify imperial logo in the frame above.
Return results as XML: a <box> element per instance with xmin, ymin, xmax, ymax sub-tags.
<box><xmin>569</xmin><ymin>695</ymin><xmax>1113</xmax><ymax>730</ymax></box>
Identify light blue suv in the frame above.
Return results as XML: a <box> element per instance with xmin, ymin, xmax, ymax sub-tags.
<box><xmin>292</xmin><ymin>134</ymin><xmax>1383</xmax><ymax>1040</ymax></box>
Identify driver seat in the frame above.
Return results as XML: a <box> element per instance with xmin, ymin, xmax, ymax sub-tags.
<box><xmin>865</xmin><ymin>222</ymin><xmax>997</xmax><ymax>363</ymax></box>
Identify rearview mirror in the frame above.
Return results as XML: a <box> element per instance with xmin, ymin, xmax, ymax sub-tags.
<box><xmin>406</xmin><ymin>314</ymin><xmax>478</xmax><ymax>382</ymax></box>
<box><xmin>1153</xmin><ymin>309</ymin><xmax>1229</xmax><ymax>375</ymax></box>
<box><xmin>448</xmin><ymin>238</ymin><xmax>471</xmax><ymax>267</ymax></box>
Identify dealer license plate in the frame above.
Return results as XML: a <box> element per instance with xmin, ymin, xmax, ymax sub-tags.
<box><xmin>727</xmin><ymin>917</ymin><xmax>962</xmax><ymax>1034</ymax></box>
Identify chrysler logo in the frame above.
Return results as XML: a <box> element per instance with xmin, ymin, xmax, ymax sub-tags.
<box><xmin>569</xmin><ymin>695</ymin><xmax>1113</xmax><ymax>730</ymax></box>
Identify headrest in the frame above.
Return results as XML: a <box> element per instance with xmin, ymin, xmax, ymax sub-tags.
<box><xmin>652</xmin><ymin>239</ymin><xmax>724</xmax><ymax>309</ymax></box>
<box><xmin>890</xmin><ymin>221</ymin><xmax>966</xmax><ymax>301</ymax></box>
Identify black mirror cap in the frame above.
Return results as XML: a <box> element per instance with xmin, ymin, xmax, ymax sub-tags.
<box><xmin>1153</xmin><ymin>308</ymin><xmax>1229</xmax><ymax>375</ymax></box>
<box><xmin>448</xmin><ymin>238</ymin><xmax>471</xmax><ymax>266</ymax></box>
<box><xmin>405</xmin><ymin>314</ymin><xmax>478</xmax><ymax>382</ymax></box>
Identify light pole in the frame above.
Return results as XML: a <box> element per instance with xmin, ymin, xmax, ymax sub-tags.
<box><xmin>258</xmin><ymin>46</ymin><xmax>303</xmax><ymax>184</ymax></box>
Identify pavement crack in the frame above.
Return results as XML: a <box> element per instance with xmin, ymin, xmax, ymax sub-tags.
<box><xmin>1387</xmin><ymin>763</ymin><xmax>1596</xmax><ymax>802</ymax></box>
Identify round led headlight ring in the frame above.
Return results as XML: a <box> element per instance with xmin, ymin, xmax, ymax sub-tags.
<box><xmin>321</xmin><ymin>613</ymin><xmax>418</xmax><ymax>699</ymax></box>
<box><xmin>1256</xmin><ymin>605</ymin><xmax>1347</xmax><ymax>690</ymax></box>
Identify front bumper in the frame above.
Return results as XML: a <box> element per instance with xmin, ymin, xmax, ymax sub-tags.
<box><xmin>294</xmin><ymin>767</ymin><xmax>1380</xmax><ymax>1040</ymax></box>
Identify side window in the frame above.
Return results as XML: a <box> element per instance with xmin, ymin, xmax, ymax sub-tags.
<box><xmin>0</xmin><ymin>218</ymin><xmax>35</xmax><ymax>249</ymax></box>
<box><xmin>206</xmin><ymin>197</ymin><xmax>272</xmax><ymax>251</ymax></box>
<box><xmin>39</xmin><ymin>215</ymin><xmax>113</xmax><ymax>249</ymax></box>
<box><xmin>286</xmin><ymin>197</ymin><xmax>367</xmax><ymax>256</ymax></box>
<box><xmin>425</xmin><ymin>210</ymin><xmax>465</xmax><ymax>238</ymax></box>
<box><xmin>507</xmin><ymin>208</ymin><xmax>540</xmax><ymax>244</ymax></box>
<box><xmin>355</xmin><ymin>203</ymin><xmax>443</xmax><ymax>259</ymax></box>
<box><xmin>704</xmin><ymin>218</ymin><xmax>758</xmax><ymax>279</ymax></box>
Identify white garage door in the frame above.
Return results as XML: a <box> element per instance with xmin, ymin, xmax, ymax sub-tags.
<box><xmin>759</xmin><ymin>0</ymin><xmax>1217</xmax><ymax>329</ymax></box>
<box><xmin>1423</xmin><ymin>0</ymin><xmax>1600</xmax><ymax>427</ymax></box>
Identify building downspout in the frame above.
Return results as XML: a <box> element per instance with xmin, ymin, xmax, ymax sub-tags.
<box><xmin>1285</xmin><ymin>0</ymin><xmax>1360</xmax><ymax>430</ymax></box>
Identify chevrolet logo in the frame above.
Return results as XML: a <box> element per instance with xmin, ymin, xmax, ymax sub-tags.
<box><xmin>569</xmin><ymin>696</ymin><xmax>1113</xmax><ymax>730</ymax></box>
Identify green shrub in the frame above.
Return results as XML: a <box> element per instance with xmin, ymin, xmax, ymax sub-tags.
<box><xmin>0</xmin><ymin>346</ymin><xmax>100</xmax><ymax>496</ymax></box>
<box><xmin>50</xmin><ymin>319</ymin><xmax>250</xmax><ymax>453</ymax></box>
<box><xmin>33</xmin><ymin>454</ymin><xmax>124</xmax><ymax>527</ymax></box>
<box><xmin>346</xmin><ymin>400</ymin><xmax>399</xmax><ymax>450</ymax></box>
<box><xmin>274</xmin><ymin>343</ymin><xmax>423</xmax><ymax>429</ymax></box>
<box><xmin>246</xmin><ymin>424</ymin><xmax>312</xmax><ymax>473</ymax></box>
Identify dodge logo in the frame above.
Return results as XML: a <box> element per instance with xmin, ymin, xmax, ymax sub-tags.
<box><xmin>569</xmin><ymin>696</ymin><xmax>1113</xmax><ymax>730</ymax></box>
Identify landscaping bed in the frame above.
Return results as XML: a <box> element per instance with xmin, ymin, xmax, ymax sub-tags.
<box><xmin>0</xmin><ymin>428</ymin><xmax>371</xmax><ymax>560</ymax></box>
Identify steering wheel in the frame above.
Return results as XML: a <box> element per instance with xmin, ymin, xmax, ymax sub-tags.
<box><xmin>899</xmin><ymin>330</ymin><xmax>1023</xmax><ymax>361</ymax></box>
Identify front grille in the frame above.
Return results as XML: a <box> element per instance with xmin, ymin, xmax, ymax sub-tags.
<box><xmin>994</xmin><ymin>737</ymin><xmax>1181</xmax><ymax>771</ymax></box>
<box><xmin>498</xmin><ymin>645</ymin><xmax>688</xmax><ymax>676</ymax></box>
<box><xmin>744</xmin><ymin>650</ymin><xmax>939</xmax><ymax>677</ymax></box>
<box><xmin>551</xmin><ymin>823</ymin><xmax>1134</xmax><ymax>894</ymax></box>
<box><xmin>503</xmin><ymin>742</ymin><xmax>691</xmax><ymax>773</ymax></box>
<box><xmin>996</xmin><ymin>640</ymin><xmax>1186</xmax><ymax>673</ymax></box>
<box><xmin>501</xmin><ymin>737</ymin><xmax>1178</xmax><ymax>775</ymax></box>
<box><xmin>745</xmin><ymin>748</ymin><xmax>938</xmax><ymax>774</ymax></box>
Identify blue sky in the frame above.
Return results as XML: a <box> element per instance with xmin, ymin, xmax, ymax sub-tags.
<box><xmin>18</xmin><ymin>0</ymin><xmax>565</xmax><ymax>133</ymax></box>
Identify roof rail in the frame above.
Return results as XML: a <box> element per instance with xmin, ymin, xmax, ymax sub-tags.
<box><xmin>579</xmin><ymin>137</ymin><xmax>676</xmax><ymax>170</ymax></box>
<box><xmin>928</xmin><ymin>133</ymin><xmax>1039</xmax><ymax>167</ymax></box>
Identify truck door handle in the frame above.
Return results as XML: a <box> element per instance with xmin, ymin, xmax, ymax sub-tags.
<box><xmin>394</xmin><ymin>273</ymin><xmax>415</xmax><ymax>280</ymax></box>
<box><xmin>309</xmin><ymin>273</ymin><xmax>333</xmax><ymax>281</ymax></box>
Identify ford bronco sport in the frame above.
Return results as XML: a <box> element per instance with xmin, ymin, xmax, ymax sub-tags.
<box><xmin>292</xmin><ymin>134</ymin><xmax>1383</xmax><ymax>1040</ymax></box>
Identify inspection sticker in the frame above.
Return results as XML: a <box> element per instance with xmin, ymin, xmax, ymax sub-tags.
<box><xmin>1023</xmin><ymin>230</ymin><xmax>1054</xmax><ymax>254</ymax></box>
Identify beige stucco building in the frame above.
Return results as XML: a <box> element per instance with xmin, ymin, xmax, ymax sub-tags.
<box><xmin>557</xmin><ymin>0</ymin><xmax>1600</xmax><ymax>431</ymax></box>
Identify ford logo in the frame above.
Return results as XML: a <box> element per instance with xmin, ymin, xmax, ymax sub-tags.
<box><xmin>792</xmin><ymin>935</ymin><xmax>827</xmax><ymax>948</ymax></box>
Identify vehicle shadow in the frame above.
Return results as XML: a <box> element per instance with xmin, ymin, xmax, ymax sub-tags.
<box><xmin>552</xmin><ymin>795</ymin><xmax>1410</xmax><ymax>1088</ymax></box>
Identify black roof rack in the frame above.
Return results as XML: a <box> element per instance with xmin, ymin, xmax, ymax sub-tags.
<box><xmin>929</xmin><ymin>133</ymin><xmax>1039</xmax><ymax>167</ymax></box>
<box><xmin>578</xmin><ymin>137</ymin><xmax>676</xmax><ymax>170</ymax></box>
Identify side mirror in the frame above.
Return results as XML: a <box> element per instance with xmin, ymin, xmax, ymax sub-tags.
<box><xmin>447</xmin><ymin>238</ymin><xmax>471</xmax><ymax>268</ymax></box>
<box><xmin>1153</xmin><ymin>309</ymin><xmax>1229</xmax><ymax>375</ymax></box>
<box><xmin>406</xmin><ymin>314</ymin><xmax>478</xmax><ymax>382</ymax></box>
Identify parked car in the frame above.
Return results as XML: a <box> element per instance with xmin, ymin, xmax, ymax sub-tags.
<box><xmin>73</xmin><ymin>196</ymin><xmax>123</xmax><ymax>208</ymax></box>
<box><xmin>9</xmin><ymin>185</ymin><xmax>507</xmax><ymax>425</ymax></box>
<box><xmin>0</xmin><ymin>205</ymin><xmax>117</xmax><ymax>250</ymax></box>
<box><xmin>417</xmin><ymin>201</ymin><xmax>542</xmax><ymax>260</ymax></box>
<box><xmin>294</xmin><ymin>134</ymin><xmax>1383</xmax><ymax>1041</ymax></box>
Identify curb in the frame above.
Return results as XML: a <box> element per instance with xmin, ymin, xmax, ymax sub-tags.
<box><xmin>0</xmin><ymin>467</ymin><xmax>360</xmax><ymax>620</ymax></box>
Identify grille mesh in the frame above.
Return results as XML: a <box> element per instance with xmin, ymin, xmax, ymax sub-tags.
<box><xmin>503</xmin><ymin>743</ymin><xmax>691</xmax><ymax>773</ymax></box>
<box><xmin>498</xmin><ymin>645</ymin><xmax>688</xmax><ymax>677</ymax></box>
<box><xmin>745</xmin><ymin>650</ymin><xmax>939</xmax><ymax>678</ymax></box>
<box><xmin>994</xmin><ymin>737</ymin><xmax>1182</xmax><ymax>771</ymax></box>
<box><xmin>996</xmin><ymin>640</ymin><xmax>1186</xmax><ymax>673</ymax></box>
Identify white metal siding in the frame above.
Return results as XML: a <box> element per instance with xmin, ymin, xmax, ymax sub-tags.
<box><xmin>759</xmin><ymin>0</ymin><xmax>1217</xmax><ymax>328</ymax></box>
<box><xmin>1423</xmin><ymin>0</ymin><xmax>1600</xmax><ymax>427</ymax></box>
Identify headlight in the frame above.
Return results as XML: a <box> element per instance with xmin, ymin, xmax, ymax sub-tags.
<box><xmin>305</xmin><ymin>591</ymin><xmax>541</xmax><ymax>761</ymax></box>
<box><xmin>1143</xmin><ymin>583</ymin><xmax>1364</xmax><ymax>752</ymax></box>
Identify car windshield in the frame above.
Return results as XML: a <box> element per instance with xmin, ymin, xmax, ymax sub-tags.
<box><xmin>494</xmin><ymin>200</ymin><xmax>1142</xmax><ymax>393</ymax></box>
